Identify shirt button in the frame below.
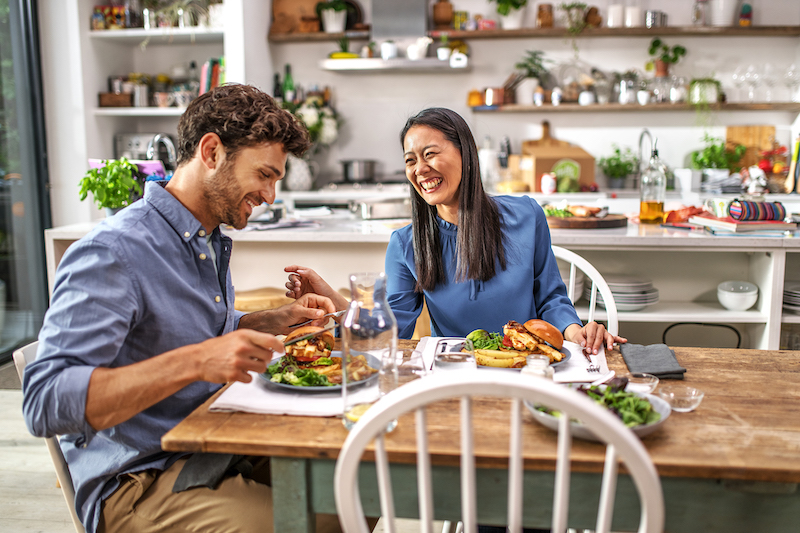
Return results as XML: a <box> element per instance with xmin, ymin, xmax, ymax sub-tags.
<box><xmin>184</xmin><ymin>231</ymin><xmax>190</xmax><ymax>238</ymax></box>
<box><xmin>215</xmin><ymin>296</ymin><xmax>221</xmax><ymax>303</ymax></box>
<box><xmin>199</xmin><ymin>230</ymin><xmax>206</xmax><ymax>237</ymax></box>
<box><xmin>199</xmin><ymin>253</ymin><xmax>207</xmax><ymax>260</ymax></box>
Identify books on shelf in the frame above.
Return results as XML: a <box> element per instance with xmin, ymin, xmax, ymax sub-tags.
<box><xmin>688</xmin><ymin>215</ymin><xmax>798</xmax><ymax>233</ymax></box>
<box><xmin>199</xmin><ymin>57</ymin><xmax>225</xmax><ymax>95</ymax></box>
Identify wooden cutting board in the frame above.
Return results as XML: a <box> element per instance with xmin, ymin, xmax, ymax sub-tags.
<box><xmin>726</xmin><ymin>125</ymin><xmax>775</xmax><ymax>170</ymax></box>
<box><xmin>546</xmin><ymin>214</ymin><xmax>628</xmax><ymax>229</ymax></box>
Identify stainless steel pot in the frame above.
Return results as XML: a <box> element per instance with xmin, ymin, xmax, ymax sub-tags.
<box><xmin>349</xmin><ymin>197</ymin><xmax>411</xmax><ymax>219</ymax></box>
<box><xmin>340</xmin><ymin>159</ymin><xmax>376</xmax><ymax>182</ymax></box>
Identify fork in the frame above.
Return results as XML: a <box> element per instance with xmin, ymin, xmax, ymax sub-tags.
<box><xmin>288</xmin><ymin>309</ymin><xmax>346</xmax><ymax>329</ymax></box>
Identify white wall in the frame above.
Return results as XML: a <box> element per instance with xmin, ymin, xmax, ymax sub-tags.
<box><xmin>38</xmin><ymin>0</ymin><xmax>800</xmax><ymax>226</ymax></box>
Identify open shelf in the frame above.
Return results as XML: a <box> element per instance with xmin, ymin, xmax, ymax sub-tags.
<box><xmin>319</xmin><ymin>57</ymin><xmax>471</xmax><ymax>72</ymax></box>
<box><xmin>472</xmin><ymin>102</ymin><xmax>800</xmax><ymax>113</ymax></box>
<box><xmin>430</xmin><ymin>25</ymin><xmax>800</xmax><ymax>40</ymax></box>
<box><xmin>575</xmin><ymin>300</ymin><xmax>767</xmax><ymax>324</ymax></box>
<box><xmin>94</xmin><ymin>107</ymin><xmax>185</xmax><ymax>117</ymax></box>
<box><xmin>89</xmin><ymin>27</ymin><xmax>224</xmax><ymax>45</ymax></box>
<box><xmin>268</xmin><ymin>30</ymin><xmax>371</xmax><ymax>43</ymax></box>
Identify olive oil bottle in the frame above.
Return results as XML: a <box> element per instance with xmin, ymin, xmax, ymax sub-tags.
<box><xmin>639</xmin><ymin>141</ymin><xmax>666</xmax><ymax>224</ymax></box>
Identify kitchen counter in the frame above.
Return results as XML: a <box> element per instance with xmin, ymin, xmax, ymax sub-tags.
<box><xmin>44</xmin><ymin>207</ymin><xmax>800</xmax><ymax>349</ymax></box>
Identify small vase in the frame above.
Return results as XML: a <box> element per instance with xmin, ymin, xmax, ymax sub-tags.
<box><xmin>499</xmin><ymin>7</ymin><xmax>526</xmax><ymax>30</ymax></box>
<box><xmin>654</xmin><ymin>60</ymin><xmax>669</xmax><ymax>78</ymax></box>
<box><xmin>515</xmin><ymin>78</ymin><xmax>539</xmax><ymax>106</ymax></box>
<box><xmin>321</xmin><ymin>9</ymin><xmax>346</xmax><ymax>33</ymax></box>
<box><xmin>284</xmin><ymin>153</ymin><xmax>318</xmax><ymax>191</ymax></box>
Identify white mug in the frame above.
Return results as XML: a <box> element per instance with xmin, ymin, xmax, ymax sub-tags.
<box><xmin>380</xmin><ymin>41</ymin><xmax>398</xmax><ymax>60</ymax></box>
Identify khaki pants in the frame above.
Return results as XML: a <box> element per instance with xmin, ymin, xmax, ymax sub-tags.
<box><xmin>98</xmin><ymin>456</ymin><xmax>344</xmax><ymax>533</ymax></box>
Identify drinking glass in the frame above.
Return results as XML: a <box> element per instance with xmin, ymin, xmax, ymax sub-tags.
<box><xmin>743</xmin><ymin>64</ymin><xmax>761</xmax><ymax>102</ymax></box>
<box><xmin>397</xmin><ymin>349</ymin><xmax>430</xmax><ymax>386</ymax></box>
<box><xmin>731</xmin><ymin>66</ymin><xmax>746</xmax><ymax>102</ymax></box>
<box><xmin>433</xmin><ymin>338</ymin><xmax>477</xmax><ymax>373</ymax></box>
<box><xmin>761</xmin><ymin>63</ymin><xmax>778</xmax><ymax>103</ymax></box>
<box><xmin>785</xmin><ymin>64</ymin><xmax>800</xmax><ymax>103</ymax></box>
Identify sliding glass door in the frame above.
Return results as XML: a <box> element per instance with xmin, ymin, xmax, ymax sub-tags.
<box><xmin>0</xmin><ymin>0</ymin><xmax>50</xmax><ymax>362</ymax></box>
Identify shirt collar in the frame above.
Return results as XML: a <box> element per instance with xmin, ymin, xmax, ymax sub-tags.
<box><xmin>144</xmin><ymin>181</ymin><xmax>210</xmax><ymax>241</ymax></box>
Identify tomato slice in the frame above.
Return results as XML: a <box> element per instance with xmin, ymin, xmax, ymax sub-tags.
<box><xmin>294</xmin><ymin>355</ymin><xmax>320</xmax><ymax>362</ymax></box>
<box><xmin>502</xmin><ymin>335</ymin><xmax>513</xmax><ymax>348</ymax></box>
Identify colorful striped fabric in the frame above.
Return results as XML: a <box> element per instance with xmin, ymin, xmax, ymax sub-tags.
<box><xmin>728</xmin><ymin>200</ymin><xmax>786</xmax><ymax>221</ymax></box>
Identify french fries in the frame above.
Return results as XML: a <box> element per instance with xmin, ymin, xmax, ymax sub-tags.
<box><xmin>474</xmin><ymin>350</ymin><xmax>527</xmax><ymax>368</ymax></box>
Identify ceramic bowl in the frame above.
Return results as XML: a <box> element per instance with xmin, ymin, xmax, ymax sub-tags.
<box><xmin>717</xmin><ymin>280</ymin><xmax>758</xmax><ymax>311</ymax></box>
<box><xmin>625</xmin><ymin>373</ymin><xmax>659</xmax><ymax>394</ymax></box>
<box><xmin>658</xmin><ymin>386</ymin><xmax>704</xmax><ymax>413</ymax></box>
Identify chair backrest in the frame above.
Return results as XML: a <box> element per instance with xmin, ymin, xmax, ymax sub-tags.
<box><xmin>551</xmin><ymin>246</ymin><xmax>619</xmax><ymax>337</ymax></box>
<box><xmin>13</xmin><ymin>341</ymin><xmax>86</xmax><ymax>533</ymax></box>
<box><xmin>334</xmin><ymin>373</ymin><xmax>664</xmax><ymax>533</ymax></box>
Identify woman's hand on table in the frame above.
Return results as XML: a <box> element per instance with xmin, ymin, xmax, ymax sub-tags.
<box><xmin>564</xmin><ymin>322</ymin><xmax>627</xmax><ymax>355</ymax></box>
<box><xmin>284</xmin><ymin>265</ymin><xmax>350</xmax><ymax>311</ymax></box>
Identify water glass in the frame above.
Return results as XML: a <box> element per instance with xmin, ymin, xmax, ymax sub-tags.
<box><xmin>743</xmin><ymin>64</ymin><xmax>761</xmax><ymax>102</ymax></box>
<box><xmin>731</xmin><ymin>66</ymin><xmax>746</xmax><ymax>102</ymax></box>
<box><xmin>398</xmin><ymin>349</ymin><xmax>430</xmax><ymax>385</ymax></box>
<box><xmin>433</xmin><ymin>338</ymin><xmax>476</xmax><ymax>373</ymax></box>
<box><xmin>785</xmin><ymin>64</ymin><xmax>800</xmax><ymax>103</ymax></box>
<box><xmin>761</xmin><ymin>63</ymin><xmax>778</xmax><ymax>103</ymax></box>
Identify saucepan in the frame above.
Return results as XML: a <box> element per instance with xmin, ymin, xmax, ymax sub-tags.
<box><xmin>340</xmin><ymin>159</ymin><xmax>376</xmax><ymax>182</ymax></box>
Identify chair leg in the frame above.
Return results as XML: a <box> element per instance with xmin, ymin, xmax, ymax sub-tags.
<box><xmin>441</xmin><ymin>520</ymin><xmax>452</xmax><ymax>533</ymax></box>
<box><xmin>454</xmin><ymin>521</ymin><xmax>464</xmax><ymax>533</ymax></box>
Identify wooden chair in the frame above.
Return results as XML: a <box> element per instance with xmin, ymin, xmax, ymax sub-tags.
<box><xmin>13</xmin><ymin>341</ymin><xmax>86</xmax><ymax>533</ymax></box>
<box><xmin>552</xmin><ymin>245</ymin><xmax>619</xmax><ymax>337</ymax></box>
<box><xmin>334</xmin><ymin>372</ymin><xmax>664</xmax><ymax>533</ymax></box>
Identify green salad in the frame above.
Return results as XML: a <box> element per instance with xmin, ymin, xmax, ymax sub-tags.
<box><xmin>540</xmin><ymin>377</ymin><xmax>661</xmax><ymax>428</ymax></box>
<box><xmin>266</xmin><ymin>359</ymin><xmax>334</xmax><ymax>387</ymax></box>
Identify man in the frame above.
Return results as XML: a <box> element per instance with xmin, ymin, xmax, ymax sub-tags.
<box><xmin>22</xmin><ymin>84</ymin><xmax>336</xmax><ymax>533</ymax></box>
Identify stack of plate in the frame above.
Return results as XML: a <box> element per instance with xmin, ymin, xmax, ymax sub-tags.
<box><xmin>783</xmin><ymin>282</ymin><xmax>800</xmax><ymax>313</ymax></box>
<box><xmin>583</xmin><ymin>275</ymin><xmax>659</xmax><ymax>312</ymax></box>
<box><xmin>559</xmin><ymin>265</ymin><xmax>585</xmax><ymax>304</ymax></box>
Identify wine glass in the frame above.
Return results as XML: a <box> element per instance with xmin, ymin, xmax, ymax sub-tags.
<box><xmin>761</xmin><ymin>63</ymin><xmax>778</xmax><ymax>102</ymax></box>
<box><xmin>731</xmin><ymin>65</ymin><xmax>746</xmax><ymax>102</ymax></box>
<box><xmin>743</xmin><ymin>64</ymin><xmax>761</xmax><ymax>102</ymax></box>
<box><xmin>785</xmin><ymin>63</ymin><xmax>800</xmax><ymax>103</ymax></box>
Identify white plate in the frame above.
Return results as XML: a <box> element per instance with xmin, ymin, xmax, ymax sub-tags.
<box><xmin>525</xmin><ymin>388</ymin><xmax>671</xmax><ymax>442</ymax></box>
<box><xmin>258</xmin><ymin>352</ymin><xmax>379</xmax><ymax>393</ymax></box>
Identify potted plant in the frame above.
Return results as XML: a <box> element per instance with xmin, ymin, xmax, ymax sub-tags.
<box><xmin>315</xmin><ymin>0</ymin><xmax>349</xmax><ymax>34</ymax></box>
<box><xmin>488</xmin><ymin>0</ymin><xmax>528</xmax><ymax>30</ymax></box>
<box><xmin>645</xmin><ymin>38</ymin><xmax>686</xmax><ymax>78</ymax></box>
<box><xmin>690</xmin><ymin>134</ymin><xmax>746</xmax><ymax>183</ymax></box>
<box><xmin>559</xmin><ymin>2</ymin><xmax>587</xmax><ymax>35</ymax></box>
<box><xmin>79</xmin><ymin>157</ymin><xmax>143</xmax><ymax>215</ymax></box>
<box><xmin>514</xmin><ymin>50</ymin><xmax>550</xmax><ymax>105</ymax></box>
<box><xmin>598</xmin><ymin>145</ymin><xmax>638</xmax><ymax>189</ymax></box>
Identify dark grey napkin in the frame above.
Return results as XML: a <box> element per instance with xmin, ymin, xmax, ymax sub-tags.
<box><xmin>620</xmin><ymin>343</ymin><xmax>686</xmax><ymax>380</ymax></box>
<box><xmin>172</xmin><ymin>453</ymin><xmax>249</xmax><ymax>493</ymax></box>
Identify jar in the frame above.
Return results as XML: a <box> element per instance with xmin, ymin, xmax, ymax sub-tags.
<box><xmin>521</xmin><ymin>354</ymin><xmax>554</xmax><ymax>380</ymax></box>
<box><xmin>341</xmin><ymin>272</ymin><xmax>398</xmax><ymax>431</ymax></box>
<box><xmin>536</xmin><ymin>4</ymin><xmax>554</xmax><ymax>28</ymax></box>
<box><xmin>692</xmin><ymin>0</ymin><xmax>709</xmax><ymax>26</ymax></box>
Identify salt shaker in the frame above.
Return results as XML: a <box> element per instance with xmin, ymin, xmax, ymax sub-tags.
<box><xmin>521</xmin><ymin>354</ymin><xmax>554</xmax><ymax>380</ymax></box>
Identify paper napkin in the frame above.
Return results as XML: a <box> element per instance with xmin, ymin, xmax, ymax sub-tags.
<box><xmin>552</xmin><ymin>341</ymin><xmax>609</xmax><ymax>383</ymax></box>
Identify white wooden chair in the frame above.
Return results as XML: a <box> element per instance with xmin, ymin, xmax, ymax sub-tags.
<box><xmin>552</xmin><ymin>245</ymin><xmax>619</xmax><ymax>337</ymax></box>
<box><xmin>334</xmin><ymin>372</ymin><xmax>664</xmax><ymax>533</ymax></box>
<box><xmin>13</xmin><ymin>341</ymin><xmax>86</xmax><ymax>533</ymax></box>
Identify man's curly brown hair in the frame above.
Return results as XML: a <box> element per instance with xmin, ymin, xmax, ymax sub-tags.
<box><xmin>176</xmin><ymin>84</ymin><xmax>311</xmax><ymax>166</ymax></box>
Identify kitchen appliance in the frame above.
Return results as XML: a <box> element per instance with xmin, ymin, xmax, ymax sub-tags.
<box><xmin>115</xmin><ymin>133</ymin><xmax>177</xmax><ymax>173</ymax></box>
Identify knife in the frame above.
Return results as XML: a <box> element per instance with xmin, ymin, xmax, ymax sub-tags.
<box><xmin>283</xmin><ymin>323</ymin><xmax>338</xmax><ymax>347</ymax></box>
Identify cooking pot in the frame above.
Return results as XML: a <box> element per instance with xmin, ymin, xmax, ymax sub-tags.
<box><xmin>340</xmin><ymin>159</ymin><xmax>376</xmax><ymax>182</ymax></box>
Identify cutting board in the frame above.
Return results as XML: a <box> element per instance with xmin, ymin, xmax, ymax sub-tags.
<box><xmin>726</xmin><ymin>125</ymin><xmax>775</xmax><ymax>170</ymax></box>
<box><xmin>522</xmin><ymin>121</ymin><xmax>571</xmax><ymax>149</ymax></box>
<box><xmin>546</xmin><ymin>214</ymin><xmax>628</xmax><ymax>229</ymax></box>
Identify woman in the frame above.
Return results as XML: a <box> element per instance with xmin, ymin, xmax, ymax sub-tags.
<box><xmin>286</xmin><ymin>108</ymin><xmax>624</xmax><ymax>354</ymax></box>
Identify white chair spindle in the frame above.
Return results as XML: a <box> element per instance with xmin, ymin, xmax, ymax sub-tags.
<box><xmin>415</xmin><ymin>407</ymin><xmax>435</xmax><ymax>533</ymax></box>
<box><xmin>460</xmin><ymin>396</ymin><xmax>477</xmax><ymax>533</ymax></box>
<box><xmin>507</xmin><ymin>398</ymin><xmax>524</xmax><ymax>533</ymax></box>
<box><xmin>552</xmin><ymin>414</ymin><xmax>572</xmax><ymax>533</ymax></box>
<box><xmin>595</xmin><ymin>444</ymin><xmax>619</xmax><ymax>533</ymax></box>
<box><xmin>374</xmin><ymin>435</ymin><xmax>397</xmax><ymax>533</ymax></box>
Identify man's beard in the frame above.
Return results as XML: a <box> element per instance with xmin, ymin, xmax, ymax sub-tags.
<box><xmin>202</xmin><ymin>158</ymin><xmax>248</xmax><ymax>229</ymax></box>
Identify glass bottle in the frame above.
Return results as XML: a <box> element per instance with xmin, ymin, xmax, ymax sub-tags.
<box><xmin>692</xmin><ymin>0</ymin><xmax>709</xmax><ymax>26</ymax></box>
<box><xmin>341</xmin><ymin>272</ymin><xmax>398</xmax><ymax>431</ymax></box>
<box><xmin>639</xmin><ymin>141</ymin><xmax>667</xmax><ymax>224</ymax></box>
<box><xmin>272</xmin><ymin>72</ymin><xmax>283</xmax><ymax>104</ymax></box>
<box><xmin>282</xmin><ymin>64</ymin><xmax>295</xmax><ymax>104</ymax></box>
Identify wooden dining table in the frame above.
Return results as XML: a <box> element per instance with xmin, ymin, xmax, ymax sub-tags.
<box><xmin>162</xmin><ymin>341</ymin><xmax>800</xmax><ymax>533</ymax></box>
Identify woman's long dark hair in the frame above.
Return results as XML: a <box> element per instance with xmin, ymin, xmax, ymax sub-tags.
<box><xmin>400</xmin><ymin>108</ymin><xmax>506</xmax><ymax>292</ymax></box>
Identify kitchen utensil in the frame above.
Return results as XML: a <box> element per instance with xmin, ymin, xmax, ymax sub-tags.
<box><xmin>349</xmin><ymin>197</ymin><xmax>411</xmax><ymax>220</ymax></box>
<box><xmin>545</xmin><ymin>214</ymin><xmax>628</xmax><ymax>229</ymax></box>
<box><xmin>645</xmin><ymin>10</ymin><xmax>668</xmax><ymax>28</ymax></box>
<box><xmin>289</xmin><ymin>309</ymin><xmax>346</xmax><ymax>329</ymax></box>
<box><xmin>340</xmin><ymin>159</ymin><xmax>376</xmax><ymax>182</ymax></box>
<box><xmin>283</xmin><ymin>323</ymin><xmax>338</xmax><ymax>347</ymax></box>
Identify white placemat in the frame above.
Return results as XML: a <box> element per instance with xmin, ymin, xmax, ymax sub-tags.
<box><xmin>209</xmin><ymin>372</ymin><xmax>378</xmax><ymax>417</ymax></box>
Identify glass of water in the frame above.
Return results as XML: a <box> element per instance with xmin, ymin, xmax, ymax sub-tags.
<box><xmin>433</xmin><ymin>338</ymin><xmax>477</xmax><ymax>373</ymax></box>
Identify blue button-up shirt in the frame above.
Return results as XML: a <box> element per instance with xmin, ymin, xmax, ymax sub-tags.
<box><xmin>22</xmin><ymin>182</ymin><xmax>243</xmax><ymax>533</ymax></box>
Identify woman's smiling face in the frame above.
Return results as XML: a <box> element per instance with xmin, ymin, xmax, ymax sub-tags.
<box><xmin>403</xmin><ymin>125</ymin><xmax>462</xmax><ymax>219</ymax></box>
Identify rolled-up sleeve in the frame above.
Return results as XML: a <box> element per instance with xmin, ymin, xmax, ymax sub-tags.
<box><xmin>23</xmin><ymin>238</ymin><xmax>138</xmax><ymax>444</ymax></box>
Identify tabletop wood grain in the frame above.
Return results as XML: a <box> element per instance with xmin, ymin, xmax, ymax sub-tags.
<box><xmin>162</xmin><ymin>341</ymin><xmax>800</xmax><ymax>484</ymax></box>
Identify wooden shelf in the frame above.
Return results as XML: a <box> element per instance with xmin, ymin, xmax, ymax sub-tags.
<box><xmin>268</xmin><ymin>30</ymin><xmax>371</xmax><ymax>43</ymax></box>
<box><xmin>319</xmin><ymin>57</ymin><xmax>470</xmax><ymax>73</ymax></box>
<box><xmin>430</xmin><ymin>25</ymin><xmax>800</xmax><ymax>40</ymax></box>
<box><xmin>89</xmin><ymin>27</ymin><xmax>224</xmax><ymax>45</ymax></box>
<box><xmin>94</xmin><ymin>107</ymin><xmax>185</xmax><ymax>117</ymax></box>
<box><xmin>575</xmin><ymin>300</ymin><xmax>768</xmax><ymax>324</ymax></box>
<box><xmin>472</xmin><ymin>102</ymin><xmax>800</xmax><ymax>113</ymax></box>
